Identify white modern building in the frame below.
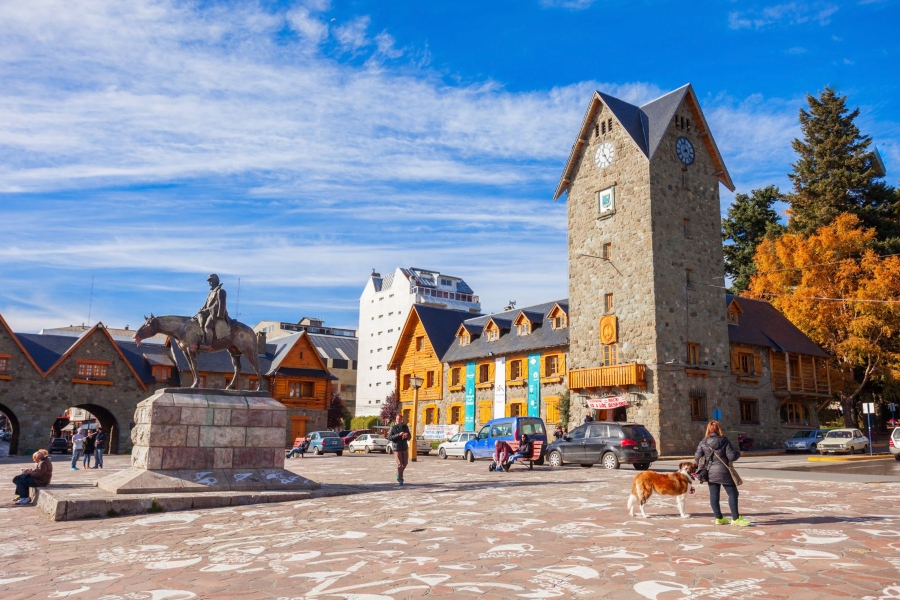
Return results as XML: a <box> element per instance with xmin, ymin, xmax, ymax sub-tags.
<box><xmin>356</xmin><ymin>267</ymin><xmax>481</xmax><ymax>417</ymax></box>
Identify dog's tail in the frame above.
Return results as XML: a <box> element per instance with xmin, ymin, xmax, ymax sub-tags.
<box><xmin>627</xmin><ymin>492</ymin><xmax>637</xmax><ymax>514</ymax></box>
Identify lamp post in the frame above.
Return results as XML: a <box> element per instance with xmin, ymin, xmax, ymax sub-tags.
<box><xmin>409</xmin><ymin>375</ymin><xmax>424</xmax><ymax>462</ymax></box>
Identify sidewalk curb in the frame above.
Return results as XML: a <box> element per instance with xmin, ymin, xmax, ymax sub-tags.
<box><xmin>659</xmin><ymin>451</ymin><xmax>785</xmax><ymax>460</ymax></box>
<box><xmin>807</xmin><ymin>454</ymin><xmax>893</xmax><ymax>462</ymax></box>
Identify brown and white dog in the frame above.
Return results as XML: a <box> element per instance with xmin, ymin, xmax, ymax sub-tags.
<box><xmin>627</xmin><ymin>461</ymin><xmax>697</xmax><ymax>518</ymax></box>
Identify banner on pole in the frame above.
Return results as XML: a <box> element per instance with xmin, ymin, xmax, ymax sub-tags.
<box><xmin>464</xmin><ymin>362</ymin><xmax>476</xmax><ymax>430</ymax></box>
<box><xmin>527</xmin><ymin>353</ymin><xmax>541</xmax><ymax>417</ymax></box>
<box><xmin>494</xmin><ymin>357</ymin><xmax>506</xmax><ymax>419</ymax></box>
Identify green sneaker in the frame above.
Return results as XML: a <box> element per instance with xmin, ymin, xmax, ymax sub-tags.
<box><xmin>731</xmin><ymin>516</ymin><xmax>752</xmax><ymax>527</ymax></box>
<box><xmin>714</xmin><ymin>517</ymin><xmax>729</xmax><ymax>525</ymax></box>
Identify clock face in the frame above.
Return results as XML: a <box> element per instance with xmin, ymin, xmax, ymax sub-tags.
<box><xmin>594</xmin><ymin>141</ymin><xmax>615</xmax><ymax>169</ymax></box>
<box><xmin>676</xmin><ymin>136</ymin><xmax>695</xmax><ymax>165</ymax></box>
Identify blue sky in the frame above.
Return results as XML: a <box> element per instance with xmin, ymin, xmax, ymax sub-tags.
<box><xmin>1</xmin><ymin>0</ymin><xmax>898</xmax><ymax>333</ymax></box>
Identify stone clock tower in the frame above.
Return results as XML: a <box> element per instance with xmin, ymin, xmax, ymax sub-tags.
<box><xmin>555</xmin><ymin>84</ymin><xmax>736</xmax><ymax>454</ymax></box>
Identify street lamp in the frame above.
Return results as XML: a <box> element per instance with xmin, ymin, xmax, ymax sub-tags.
<box><xmin>409</xmin><ymin>374</ymin><xmax>424</xmax><ymax>462</ymax></box>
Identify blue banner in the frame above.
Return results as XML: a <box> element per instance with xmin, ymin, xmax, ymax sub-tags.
<box><xmin>465</xmin><ymin>362</ymin><xmax>476</xmax><ymax>430</ymax></box>
<box><xmin>527</xmin><ymin>353</ymin><xmax>541</xmax><ymax>417</ymax></box>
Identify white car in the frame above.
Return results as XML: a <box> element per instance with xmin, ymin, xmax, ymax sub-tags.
<box><xmin>386</xmin><ymin>435</ymin><xmax>431</xmax><ymax>455</ymax></box>
<box><xmin>437</xmin><ymin>432</ymin><xmax>477</xmax><ymax>459</ymax></box>
<box><xmin>348</xmin><ymin>434</ymin><xmax>390</xmax><ymax>454</ymax></box>
<box><xmin>817</xmin><ymin>428</ymin><xmax>869</xmax><ymax>454</ymax></box>
<box><xmin>891</xmin><ymin>428</ymin><xmax>900</xmax><ymax>461</ymax></box>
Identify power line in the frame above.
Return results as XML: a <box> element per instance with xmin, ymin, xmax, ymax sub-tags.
<box><xmin>756</xmin><ymin>291</ymin><xmax>900</xmax><ymax>304</ymax></box>
<box><xmin>747</xmin><ymin>252</ymin><xmax>900</xmax><ymax>277</ymax></box>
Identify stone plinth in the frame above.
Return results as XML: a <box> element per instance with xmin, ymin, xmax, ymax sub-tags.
<box><xmin>98</xmin><ymin>388</ymin><xmax>317</xmax><ymax>495</ymax></box>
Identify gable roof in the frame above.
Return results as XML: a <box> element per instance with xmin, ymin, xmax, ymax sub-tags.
<box><xmin>389</xmin><ymin>304</ymin><xmax>482</xmax><ymax>369</ymax></box>
<box><xmin>0</xmin><ymin>315</ymin><xmax>47</xmax><ymax>376</ymax></box>
<box><xmin>308</xmin><ymin>333</ymin><xmax>358</xmax><ymax>362</ymax></box>
<box><xmin>726</xmin><ymin>295</ymin><xmax>828</xmax><ymax>358</ymax></box>
<box><xmin>554</xmin><ymin>84</ymin><xmax>734</xmax><ymax>200</ymax></box>
<box><xmin>443</xmin><ymin>299</ymin><xmax>569</xmax><ymax>364</ymax></box>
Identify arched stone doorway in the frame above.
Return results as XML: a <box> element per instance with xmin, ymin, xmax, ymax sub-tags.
<box><xmin>0</xmin><ymin>402</ymin><xmax>20</xmax><ymax>456</ymax></box>
<box><xmin>73</xmin><ymin>403</ymin><xmax>121</xmax><ymax>455</ymax></box>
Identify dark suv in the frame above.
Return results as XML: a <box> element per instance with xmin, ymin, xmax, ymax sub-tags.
<box><xmin>49</xmin><ymin>437</ymin><xmax>70</xmax><ymax>455</ymax></box>
<box><xmin>545</xmin><ymin>422</ymin><xmax>657</xmax><ymax>470</ymax></box>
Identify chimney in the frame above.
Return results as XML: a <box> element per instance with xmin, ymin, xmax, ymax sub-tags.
<box><xmin>257</xmin><ymin>331</ymin><xmax>267</xmax><ymax>355</ymax></box>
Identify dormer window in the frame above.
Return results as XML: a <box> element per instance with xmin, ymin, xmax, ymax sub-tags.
<box><xmin>517</xmin><ymin>323</ymin><xmax>530</xmax><ymax>336</ymax></box>
<box><xmin>459</xmin><ymin>333</ymin><xmax>470</xmax><ymax>346</ymax></box>
<box><xmin>727</xmin><ymin>299</ymin><xmax>744</xmax><ymax>325</ymax></box>
<box><xmin>152</xmin><ymin>366</ymin><xmax>171</xmax><ymax>382</ymax></box>
<box><xmin>486</xmin><ymin>328</ymin><xmax>499</xmax><ymax>342</ymax></box>
<box><xmin>548</xmin><ymin>304</ymin><xmax>568</xmax><ymax>330</ymax></box>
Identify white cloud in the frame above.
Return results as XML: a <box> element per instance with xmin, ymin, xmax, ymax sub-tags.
<box><xmin>729</xmin><ymin>2</ymin><xmax>839</xmax><ymax>29</ymax></box>
<box><xmin>540</xmin><ymin>0</ymin><xmax>597</xmax><ymax>9</ymax></box>
<box><xmin>375</xmin><ymin>31</ymin><xmax>403</xmax><ymax>59</ymax></box>
<box><xmin>333</xmin><ymin>16</ymin><xmax>371</xmax><ymax>53</ymax></box>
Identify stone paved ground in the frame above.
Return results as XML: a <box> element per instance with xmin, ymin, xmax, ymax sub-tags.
<box><xmin>2</xmin><ymin>452</ymin><xmax>900</xmax><ymax>599</ymax></box>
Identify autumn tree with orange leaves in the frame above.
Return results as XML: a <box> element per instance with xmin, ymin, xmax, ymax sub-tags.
<box><xmin>748</xmin><ymin>214</ymin><xmax>900</xmax><ymax>427</ymax></box>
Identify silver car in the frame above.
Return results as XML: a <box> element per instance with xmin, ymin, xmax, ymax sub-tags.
<box><xmin>818</xmin><ymin>428</ymin><xmax>869</xmax><ymax>454</ymax></box>
<box><xmin>890</xmin><ymin>428</ymin><xmax>900</xmax><ymax>461</ymax></box>
<box><xmin>784</xmin><ymin>429</ymin><xmax>826</xmax><ymax>453</ymax></box>
<box><xmin>437</xmin><ymin>432</ymin><xmax>477</xmax><ymax>459</ymax></box>
<box><xmin>348</xmin><ymin>434</ymin><xmax>390</xmax><ymax>454</ymax></box>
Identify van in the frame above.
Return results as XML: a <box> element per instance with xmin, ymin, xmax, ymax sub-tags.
<box><xmin>463</xmin><ymin>416</ymin><xmax>547</xmax><ymax>464</ymax></box>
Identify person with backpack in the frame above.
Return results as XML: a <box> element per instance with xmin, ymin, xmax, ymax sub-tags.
<box><xmin>695</xmin><ymin>420</ymin><xmax>749</xmax><ymax>527</ymax></box>
<box><xmin>82</xmin><ymin>430</ymin><xmax>95</xmax><ymax>469</ymax></box>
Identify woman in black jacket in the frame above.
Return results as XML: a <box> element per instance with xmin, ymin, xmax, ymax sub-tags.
<box><xmin>694</xmin><ymin>421</ymin><xmax>750</xmax><ymax>527</ymax></box>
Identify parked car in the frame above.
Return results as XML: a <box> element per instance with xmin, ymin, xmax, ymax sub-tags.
<box><xmin>463</xmin><ymin>417</ymin><xmax>548</xmax><ymax>463</ymax></box>
<box><xmin>784</xmin><ymin>429</ymin><xmax>827</xmax><ymax>453</ymax></box>
<box><xmin>890</xmin><ymin>428</ymin><xmax>900</xmax><ymax>461</ymax></box>
<box><xmin>385</xmin><ymin>435</ymin><xmax>431</xmax><ymax>455</ymax></box>
<box><xmin>341</xmin><ymin>429</ymin><xmax>371</xmax><ymax>447</ymax></box>
<box><xmin>817</xmin><ymin>428</ymin><xmax>869</xmax><ymax>454</ymax></box>
<box><xmin>308</xmin><ymin>431</ymin><xmax>344</xmax><ymax>456</ymax></box>
<box><xmin>0</xmin><ymin>430</ymin><xmax>11</xmax><ymax>442</ymax></box>
<box><xmin>545</xmin><ymin>422</ymin><xmax>658</xmax><ymax>470</ymax></box>
<box><xmin>49</xmin><ymin>437</ymin><xmax>70</xmax><ymax>455</ymax></box>
<box><xmin>438</xmin><ymin>432</ymin><xmax>477</xmax><ymax>459</ymax></box>
<box><xmin>348</xmin><ymin>434</ymin><xmax>390</xmax><ymax>454</ymax></box>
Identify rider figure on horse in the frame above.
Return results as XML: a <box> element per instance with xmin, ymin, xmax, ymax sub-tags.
<box><xmin>196</xmin><ymin>274</ymin><xmax>229</xmax><ymax>350</ymax></box>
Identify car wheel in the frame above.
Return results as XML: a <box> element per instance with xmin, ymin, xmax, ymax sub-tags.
<box><xmin>465</xmin><ymin>450</ymin><xmax>475</xmax><ymax>463</ymax></box>
<box><xmin>439</xmin><ymin>448</ymin><xmax>447</xmax><ymax>459</ymax></box>
<box><xmin>534</xmin><ymin>455</ymin><xmax>545</xmax><ymax>466</ymax></box>
<box><xmin>365</xmin><ymin>446</ymin><xmax>371</xmax><ymax>454</ymax></box>
<box><xmin>313</xmin><ymin>446</ymin><xmax>322</xmax><ymax>455</ymax></box>
<box><xmin>849</xmin><ymin>446</ymin><xmax>855</xmax><ymax>455</ymax></box>
<box><xmin>580</xmin><ymin>463</ymin><xmax>593</xmax><ymax>468</ymax></box>
<box><xmin>387</xmin><ymin>445</ymin><xmax>393</xmax><ymax>454</ymax></box>
<box><xmin>633</xmin><ymin>463</ymin><xmax>650</xmax><ymax>470</ymax></box>
<box><xmin>336</xmin><ymin>451</ymin><xmax>343</xmax><ymax>457</ymax></box>
<box><xmin>895</xmin><ymin>453</ymin><xmax>900</xmax><ymax>461</ymax></box>
<box><xmin>810</xmin><ymin>444</ymin><xmax>817</xmax><ymax>453</ymax></box>
<box><xmin>548</xmin><ymin>450</ymin><xmax>563</xmax><ymax>467</ymax></box>
<box><xmin>601</xmin><ymin>452</ymin><xmax>620</xmax><ymax>470</ymax></box>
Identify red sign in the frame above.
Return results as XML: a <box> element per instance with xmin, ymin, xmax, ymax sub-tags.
<box><xmin>587</xmin><ymin>396</ymin><xmax>629</xmax><ymax>410</ymax></box>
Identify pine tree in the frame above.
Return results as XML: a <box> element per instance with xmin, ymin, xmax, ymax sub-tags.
<box><xmin>722</xmin><ymin>185</ymin><xmax>785</xmax><ymax>292</ymax></box>
<box><xmin>788</xmin><ymin>87</ymin><xmax>899</xmax><ymax>249</ymax></box>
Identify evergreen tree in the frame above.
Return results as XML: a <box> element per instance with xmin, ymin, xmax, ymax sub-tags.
<box><xmin>788</xmin><ymin>87</ymin><xmax>899</xmax><ymax>249</ymax></box>
<box><xmin>379</xmin><ymin>390</ymin><xmax>399</xmax><ymax>425</ymax></box>
<box><xmin>326</xmin><ymin>392</ymin><xmax>346</xmax><ymax>429</ymax></box>
<box><xmin>722</xmin><ymin>185</ymin><xmax>785</xmax><ymax>292</ymax></box>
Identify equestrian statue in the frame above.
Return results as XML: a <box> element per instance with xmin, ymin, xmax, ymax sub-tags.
<box><xmin>133</xmin><ymin>274</ymin><xmax>265</xmax><ymax>391</ymax></box>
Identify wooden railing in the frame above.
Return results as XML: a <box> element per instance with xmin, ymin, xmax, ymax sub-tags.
<box><xmin>771</xmin><ymin>352</ymin><xmax>830</xmax><ymax>395</ymax></box>
<box><xmin>568</xmin><ymin>363</ymin><xmax>646</xmax><ymax>389</ymax></box>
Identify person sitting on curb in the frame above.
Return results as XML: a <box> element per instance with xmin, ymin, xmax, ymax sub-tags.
<box><xmin>286</xmin><ymin>438</ymin><xmax>309</xmax><ymax>459</ymax></box>
<box><xmin>490</xmin><ymin>440</ymin><xmax>512</xmax><ymax>472</ymax></box>
<box><xmin>504</xmin><ymin>434</ymin><xmax>533</xmax><ymax>471</ymax></box>
<box><xmin>13</xmin><ymin>450</ymin><xmax>52</xmax><ymax>505</ymax></box>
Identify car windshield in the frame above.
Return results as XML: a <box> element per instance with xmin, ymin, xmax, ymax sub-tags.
<box><xmin>319</xmin><ymin>431</ymin><xmax>340</xmax><ymax>438</ymax></box>
<box><xmin>826</xmin><ymin>430</ymin><xmax>851</xmax><ymax>439</ymax></box>
<box><xmin>449</xmin><ymin>434</ymin><xmax>460</xmax><ymax>442</ymax></box>
<box><xmin>791</xmin><ymin>431</ymin><xmax>816</xmax><ymax>438</ymax></box>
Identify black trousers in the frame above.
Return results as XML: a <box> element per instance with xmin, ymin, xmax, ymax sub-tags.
<box><xmin>708</xmin><ymin>483</ymin><xmax>739</xmax><ymax>519</ymax></box>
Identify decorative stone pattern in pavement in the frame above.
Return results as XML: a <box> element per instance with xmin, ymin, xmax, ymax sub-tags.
<box><xmin>2</xmin><ymin>454</ymin><xmax>900</xmax><ymax>599</ymax></box>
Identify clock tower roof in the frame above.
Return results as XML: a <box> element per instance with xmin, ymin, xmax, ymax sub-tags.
<box><xmin>554</xmin><ymin>83</ymin><xmax>734</xmax><ymax>200</ymax></box>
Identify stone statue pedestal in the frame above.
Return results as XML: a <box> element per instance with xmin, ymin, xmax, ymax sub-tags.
<box><xmin>97</xmin><ymin>388</ymin><xmax>317</xmax><ymax>495</ymax></box>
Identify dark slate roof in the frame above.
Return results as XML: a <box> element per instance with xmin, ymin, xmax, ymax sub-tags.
<box><xmin>15</xmin><ymin>333</ymin><xmax>74</xmax><ymax>372</ymax></box>
<box><xmin>726</xmin><ymin>295</ymin><xmax>828</xmax><ymax>358</ymax></box>
<box><xmin>118</xmin><ymin>340</ymin><xmax>171</xmax><ymax>384</ymax></box>
<box><xmin>598</xmin><ymin>91</ymin><xmax>649</xmax><ymax>156</ymax></box>
<box><xmin>308</xmin><ymin>333</ymin><xmax>358</xmax><ymax>361</ymax></box>
<box><xmin>442</xmin><ymin>299</ymin><xmax>569</xmax><ymax>364</ymax></box>
<box><xmin>518</xmin><ymin>310</ymin><xmax>544</xmax><ymax>325</ymax></box>
<box><xmin>275</xmin><ymin>367</ymin><xmax>337</xmax><ymax>380</ymax></box>
<box><xmin>641</xmin><ymin>85</ymin><xmax>690</xmax><ymax>159</ymax></box>
<box><xmin>415</xmin><ymin>304</ymin><xmax>484</xmax><ymax>361</ymax></box>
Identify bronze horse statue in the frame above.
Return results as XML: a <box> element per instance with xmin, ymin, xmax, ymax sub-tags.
<box><xmin>134</xmin><ymin>314</ymin><xmax>265</xmax><ymax>391</ymax></box>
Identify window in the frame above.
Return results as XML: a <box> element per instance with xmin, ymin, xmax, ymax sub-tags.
<box><xmin>602</xmin><ymin>343</ymin><xmax>618</xmax><ymax>366</ymax></box>
<box><xmin>76</xmin><ymin>361</ymin><xmax>109</xmax><ymax>379</ymax></box>
<box><xmin>733</xmin><ymin>350</ymin><xmax>759</xmax><ymax>376</ymax></box>
<box><xmin>509</xmin><ymin>360</ymin><xmax>523</xmax><ymax>380</ymax></box>
<box><xmin>517</xmin><ymin>322</ymin><xmax>530</xmax><ymax>336</ymax></box>
<box><xmin>594</xmin><ymin>124</ymin><xmax>600</xmax><ymax>137</ymax></box>
<box><xmin>687</xmin><ymin>343</ymin><xmax>700</xmax><ymax>366</ymax></box>
<box><xmin>683</xmin><ymin>218</ymin><xmax>691</xmax><ymax>239</ymax></box>
<box><xmin>478</xmin><ymin>363</ymin><xmax>490</xmax><ymax>383</ymax></box>
<box><xmin>416</xmin><ymin>336</ymin><xmax>424</xmax><ymax>351</ymax></box>
<box><xmin>544</xmin><ymin>355</ymin><xmax>559</xmax><ymax>376</ymax></box>
<box><xmin>486</xmin><ymin>328</ymin><xmax>499</xmax><ymax>341</ymax></box>
<box><xmin>451</xmin><ymin>368</ymin><xmax>461</xmax><ymax>387</ymax></box>
<box><xmin>426</xmin><ymin>371</ymin><xmax>435</xmax><ymax>388</ymax></box>
<box><xmin>459</xmin><ymin>333</ymin><xmax>470</xmax><ymax>346</ymax></box>
<box><xmin>740</xmin><ymin>398</ymin><xmax>759</xmax><ymax>424</ymax></box>
<box><xmin>690</xmin><ymin>390</ymin><xmax>707</xmax><ymax>421</ymax></box>
<box><xmin>289</xmin><ymin>381</ymin><xmax>315</xmax><ymax>397</ymax></box>
<box><xmin>601</xmin><ymin>242</ymin><xmax>611</xmax><ymax>260</ymax></box>
<box><xmin>151</xmin><ymin>366</ymin><xmax>171</xmax><ymax>382</ymax></box>
<box><xmin>605</xmin><ymin>293</ymin><xmax>614</xmax><ymax>313</ymax></box>
<box><xmin>509</xmin><ymin>402</ymin><xmax>525</xmax><ymax>417</ymax></box>
<box><xmin>478</xmin><ymin>401</ymin><xmax>492</xmax><ymax>425</ymax></box>
<box><xmin>780</xmin><ymin>402</ymin><xmax>811</xmax><ymax>426</ymax></box>
<box><xmin>440</xmin><ymin>278</ymin><xmax>452</xmax><ymax>286</ymax></box>
<box><xmin>425</xmin><ymin>406</ymin><xmax>438</xmax><ymax>425</ymax></box>
<box><xmin>728</xmin><ymin>309</ymin><xmax>739</xmax><ymax>324</ymax></box>
<box><xmin>403</xmin><ymin>374</ymin><xmax>411</xmax><ymax>390</ymax></box>
<box><xmin>601</xmin><ymin>120</ymin><xmax>606</xmax><ymax>135</ymax></box>
<box><xmin>0</xmin><ymin>355</ymin><xmax>9</xmax><ymax>374</ymax></box>
<box><xmin>450</xmin><ymin>404</ymin><xmax>462</xmax><ymax>424</ymax></box>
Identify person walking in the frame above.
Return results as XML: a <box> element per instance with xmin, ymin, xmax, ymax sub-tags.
<box><xmin>70</xmin><ymin>429</ymin><xmax>85</xmax><ymax>470</ymax></box>
<box><xmin>93</xmin><ymin>428</ymin><xmax>107</xmax><ymax>468</ymax></box>
<box><xmin>12</xmin><ymin>450</ymin><xmax>52</xmax><ymax>505</ymax></box>
<box><xmin>695</xmin><ymin>420</ymin><xmax>750</xmax><ymax>527</ymax></box>
<box><xmin>82</xmin><ymin>430</ymin><xmax>95</xmax><ymax>469</ymax></box>
<box><xmin>387</xmin><ymin>413</ymin><xmax>410</xmax><ymax>485</ymax></box>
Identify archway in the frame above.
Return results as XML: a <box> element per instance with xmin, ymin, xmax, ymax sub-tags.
<box><xmin>73</xmin><ymin>404</ymin><xmax>121</xmax><ymax>455</ymax></box>
<box><xmin>0</xmin><ymin>402</ymin><xmax>20</xmax><ymax>456</ymax></box>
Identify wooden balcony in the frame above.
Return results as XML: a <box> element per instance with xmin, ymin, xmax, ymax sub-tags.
<box><xmin>771</xmin><ymin>352</ymin><xmax>831</xmax><ymax>396</ymax></box>
<box><xmin>568</xmin><ymin>363</ymin><xmax>646</xmax><ymax>390</ymax></box>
